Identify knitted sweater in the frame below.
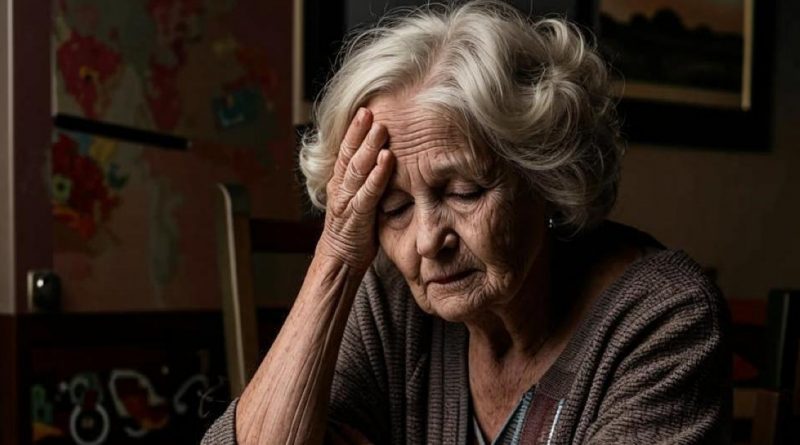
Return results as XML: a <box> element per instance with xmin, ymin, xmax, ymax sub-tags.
<box><xmin>202</xmin><ymin>248</ymin><xmax>731</xmax><ymax>444</ymax></box>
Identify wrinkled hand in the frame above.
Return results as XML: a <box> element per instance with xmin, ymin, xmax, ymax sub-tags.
<box><xmin>316</xmin><ymin>108</ymin><xmax>395</xmax><ymax>272</ymax></box>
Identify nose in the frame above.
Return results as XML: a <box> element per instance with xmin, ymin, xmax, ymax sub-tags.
<box><xmin>415</xmin><ymin>208</ymin><xmax>458</xmax><ymax>258</ymax></box>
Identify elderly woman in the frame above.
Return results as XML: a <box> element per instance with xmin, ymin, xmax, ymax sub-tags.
<box><xmin>203</xmin><ymin>1</ymin><xmax>730</xmax><ymax>444</ymax></box>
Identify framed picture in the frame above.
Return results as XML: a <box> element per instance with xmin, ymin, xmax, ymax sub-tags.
<box><xmin>580</xmin><ymin>0</ymin><xmax>776</xmax><ymax>150</ymax></box>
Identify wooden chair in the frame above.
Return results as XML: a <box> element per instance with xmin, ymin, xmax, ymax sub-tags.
<box><xmin>761</xmin><ymin>290</ymin><xmax>800</xmax><ymax>443</ymax></box>
<box><xmin>763</xmin><ymin>290</ymin><xmax>800</xmax><ymax>414</ymax></box>
<box><xmin>729</xmin><ymin>297</ymin><xmax>779</xmax><ymax>444</ymax></box>
<box><xmin>215</xmin><ymin>183</ymin><xmax>321</xmax><ymax>397</ymax></box>
<box><xmin>733</xmin><ymin>387</ymin><xmax>782</xmax><ymax>444</ymax></box>
<box><xmin>730</xmin><ymin>290</ymin><xmax>800</xmax><ymax>444</ymax></box>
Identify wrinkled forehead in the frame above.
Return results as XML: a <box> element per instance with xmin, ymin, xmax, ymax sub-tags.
<box><xmin>365</xmin><ymin>94</ymin><xmax>493</xmax><ymax>180</ymax></box>
<box><xmin>366</xmin><ymin>95</ymin><xmax>463</xmax><ymax>157</ymax></box>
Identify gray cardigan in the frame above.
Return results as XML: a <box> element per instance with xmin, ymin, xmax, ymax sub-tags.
<box><xmin>202</xmin><ymin>248</ymin><xmax>731</xmax><ymax>444</ymax></box>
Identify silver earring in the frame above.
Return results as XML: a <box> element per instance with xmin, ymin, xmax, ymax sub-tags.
<box><xmin>547</xmin><ymin>216</ymin><xmax>555</xmax><ymax>229</ymax></box>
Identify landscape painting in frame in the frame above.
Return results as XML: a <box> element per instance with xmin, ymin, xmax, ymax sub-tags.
<box><xmin>597</xmin><ymin>0</ymin><xmax>752</xmax><ymax>110</ymax></box>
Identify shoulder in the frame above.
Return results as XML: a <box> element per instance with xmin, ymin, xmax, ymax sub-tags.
<box><xmin>548</xmin><ymin>227</ymin><xmax>732</xmax><ymax>442</ymax></box>
<box><xmin>558</xmin><ymin>221</ymin><xmax>727</xmax><ymax>337</ymax></box>
<box><xmin>564</xmin><ymin>250</ymin><xmax>733</xmax><ymax>444</ymax></box>
<box><xmin>578</xmin><ymin>221</ymin><xmax>725</xmax><ymax>317</ymax></box>
<box><xmin>617</xmin><ymin>248</ymin><xmax>725</xmax><ymax>315</ymax></box>
<box><xmin>595</xmin><ymin>245</ymin><xmax>728</xmax><ymax>334</ymax></box>
<box><xmin>577</xmin><ymin>245</ymin><xmax>731</xmax><ymax>376</ymax></box>
<box><xmin>557</xmin><ymin>222</ymin><xmax>731</xmax><ymax>369</ymax></box>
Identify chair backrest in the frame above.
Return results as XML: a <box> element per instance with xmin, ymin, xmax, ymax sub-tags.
<box><xmin>762</xmin><ymin>289</ymin><xmax>800</xmax><ymax>442</ymax></box>
<box><xmin>763</xmin><ymin>290</ymin><xmax>800</xmax><ymax>410</ymax></box>
<box><xmin>215</xmin><ymin>183</ymin><xmax>321</xmax><ymax>397</ymax></box>
<box><xmin>733</xmin><ymin>387</ymin><xmax>782</xmax><ymax>444</ymax></box>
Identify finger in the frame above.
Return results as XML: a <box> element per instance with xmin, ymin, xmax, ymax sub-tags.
<box><xmin>340</xmin><ymin>123</ymin><xmax>387</xmax><ymax>197</ymax></box>
<box><xmin>333</xmin><ymin>108</ymin><xmax>373</xmax><ymax>181</ymax></box>
<box><xmin>351</xmin><ymin>149</ymin><xmax>395</xmax><ymax>215</ymax></box>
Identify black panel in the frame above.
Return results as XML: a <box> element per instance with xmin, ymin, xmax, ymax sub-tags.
<box><xmin>304</xmin><ymin>0</ymin><xmax>346</xmax><ymax>102</ymax></box>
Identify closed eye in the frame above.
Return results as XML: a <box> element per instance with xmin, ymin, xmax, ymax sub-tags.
<box><xmin>381</xmin><ymin>202</ymin><xmax>412</xmax><ymax>218</ymax></box>
<box><xmin>447</xmin><ymin>188</ymin><xmax>484</xmax><ymax>201</ymax></box>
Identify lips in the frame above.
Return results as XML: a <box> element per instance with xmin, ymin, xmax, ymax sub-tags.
<box><xmin>427</xmin><ymin>269</ymin><xmax>477</xmax><ymax>285</ymax></box>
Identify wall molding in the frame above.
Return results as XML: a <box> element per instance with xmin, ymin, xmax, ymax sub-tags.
<box><xmin>0</xmin><ymin>0</ymin><xmax>14</xmax><ymax>315</ymax></box>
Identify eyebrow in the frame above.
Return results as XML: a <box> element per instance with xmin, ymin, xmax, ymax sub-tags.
<box><xmin>386</xmin><ymin>162</ymin><xmax>489</xmax><ymax>195</ymax></box>
<box><xmin>429</xmin><ymin>161</ymin><xmax>469</xmax><ymax>179</ymax></box>
<box><xmin>432</xmin><ymin>152</ymin><xmax>494</xmax><ymax>181</ymax></box>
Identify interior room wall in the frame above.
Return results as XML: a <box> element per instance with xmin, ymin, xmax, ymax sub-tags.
<box><xmin>345</xmin><ymin>0</ymin><xmax>579</xmax><ymax>29</ymax></box>
<box><xmin>611</xmin><ymin>0</ymin><xmax>800</xmax><ymax>299</ymax></box>
<box><xmin>0</xmin><ymin>0</ymin><xmax>13</xmax><ymax>314</ymax></box>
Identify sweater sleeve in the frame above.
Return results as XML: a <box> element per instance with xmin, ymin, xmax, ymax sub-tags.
<box><xmin>585</xmin><ymin>287</ymin><xmax>732</xmax><ymax>444</ymax></box>
<box><xmin>200</xmin><ymin>399</ymin><xmax>239</xmax><ymax>445</ymax></box>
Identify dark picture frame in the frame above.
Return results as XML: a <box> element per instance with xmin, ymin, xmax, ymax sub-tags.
<box><xmin>577</xmin><ymin>0</ymin><xmax>776</xmax><ymax>151</ymax></box>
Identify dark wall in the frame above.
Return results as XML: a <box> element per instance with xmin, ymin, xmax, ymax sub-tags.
<box><xmin>612</xmin><ymin>0</ymin><xmax>800</xmax><ymax>298</ymax></box>
<box><xmin>305</xmin><ymin>1</ymin><xmax>580</xmax><ymax>100</ymax></box>
<box><xmin>344</xmin><ymin>0</ymin><xmax>579</xmax><ymax>29</ymax></box>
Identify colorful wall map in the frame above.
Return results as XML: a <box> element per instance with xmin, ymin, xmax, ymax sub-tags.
<box><xmin>53</xmin><ymin>0</ymin><xmax>291</xmax><ymax>150</ymax></box>
<box><xmin>51</xmin><ymin>0</ymin><xmax>302</xmax><ymax>311</ymax></box>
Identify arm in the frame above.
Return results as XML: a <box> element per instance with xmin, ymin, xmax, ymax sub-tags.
<box><xmin>233</xmin><ymin>256</ymin><xmax>365</xmax><ymax>444</ymax></box>
<box><xmin>201</xmin><ymin>266</ymin><xmax>389</xmax><ymax>445</ymax></box>
<box><xmin>586</xmin><ymin>288</ymin><xmax>732</xmax><ymax>444</ymax></box>
<box><xmin>204</xmin><ymin>107</ymin><xmax>395</xmax><ymax>445</ymax></box>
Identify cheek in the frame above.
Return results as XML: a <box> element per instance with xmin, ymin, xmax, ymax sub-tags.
<box><xmin>378</xmin><ymin>223</ymin><xmax>419</xmax><ymax>279</ymax></box>
<box><xmin>458</xmin><ymin>194</ymin><xmax>517</xmax><ymax>265</ymax></box>
<box><xmin>455</xmin><ymin>190</ymin><xmax>544</xmax><ymax>284</ymax></box>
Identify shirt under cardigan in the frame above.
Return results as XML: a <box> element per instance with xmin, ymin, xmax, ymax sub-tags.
<box><xmin>201</xmin><ymin>248</ymin><xmax>731</xmax><ymax>444</ymax></box>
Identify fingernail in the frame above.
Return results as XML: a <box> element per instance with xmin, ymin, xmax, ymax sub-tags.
<box><xmin>357</xmin><ymin>107</ymin><xmax>368</xmax><ymax>122</ymax></box>
<box><xmin>369</xmin><ymin>123</ymin><xmax>380</xmax><ymax>139</ymax></box>
<box><xmin>378</xmin><ymin>149</ymin><xmax>390</xmax><ymax>165</ymax></box>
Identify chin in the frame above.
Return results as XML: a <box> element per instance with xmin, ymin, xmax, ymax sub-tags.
<box><xmin>429</xmin><ymin>301</ymin><xmax>484</xmax><ymax>323</ymax></box>
<box><xmin>418</xmin><ymin>285</ymin><xmax>492</xmax><ymax>323</ymax></box>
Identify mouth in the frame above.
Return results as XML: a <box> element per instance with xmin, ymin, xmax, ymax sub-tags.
<box><xmin>427</xmin><ymin>269</ymin><xmax>477</xmax><ymax>286</ymax></box>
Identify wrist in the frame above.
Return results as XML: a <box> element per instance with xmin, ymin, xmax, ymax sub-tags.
<box><xmin>314</xmin><ymin>232</ymin><xmax>374</xmax><ymax>276</ymax></box>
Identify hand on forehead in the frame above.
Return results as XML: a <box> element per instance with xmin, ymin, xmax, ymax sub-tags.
<box><xmin>364</xmin><ymin>94</ymin><xmax>499</xmax><ymax>190</ymax></box>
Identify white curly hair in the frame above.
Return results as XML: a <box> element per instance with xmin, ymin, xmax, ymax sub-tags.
<box><xmin>299</xmin><ymin>0</ymin><xmax>624</xmax><ymax>234</ymax></box>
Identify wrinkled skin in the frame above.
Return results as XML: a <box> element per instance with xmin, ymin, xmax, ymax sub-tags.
<box><xmin>317</xmin><ymin>107</ymin><xmax>394</xmax><ymax>273</ymax></box>
<box><xmin>231</xmin><ymin>92</ymin><xmax>556</xmax><ymax>445</ymax></box>
<box><xmin>368</xmin><ymin>93</ymin><xmax>549</xmax><ymax>323</ymax></box>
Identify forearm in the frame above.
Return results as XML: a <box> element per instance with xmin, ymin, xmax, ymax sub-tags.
<box><xmin>234</xmin><ymin>252</ymin><xmax>365</xmax><ymax>445</ymax></box>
